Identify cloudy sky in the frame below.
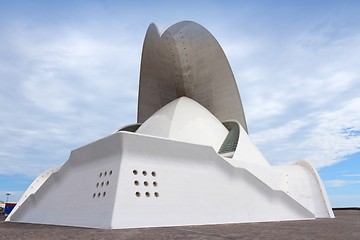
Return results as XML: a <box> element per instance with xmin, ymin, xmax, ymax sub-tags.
<box><xmin>0</xmin><ymin>0</ymin><xmax>359</xmax><ymax>207</ymax></box>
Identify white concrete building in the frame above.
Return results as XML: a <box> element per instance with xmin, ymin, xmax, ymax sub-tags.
<box><xmin>6</xmin><ymin>21</ymin><xmax>334</xmax><ymax>229</ymax></box>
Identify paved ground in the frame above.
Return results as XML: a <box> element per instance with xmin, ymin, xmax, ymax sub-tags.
<box><xmin>0</xmin><ymin>210</ymin><xmax>359</xmax><ymax>240</ymax></box>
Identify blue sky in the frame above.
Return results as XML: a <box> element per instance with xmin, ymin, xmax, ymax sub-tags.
<box><xmin>0</xmin><ymin>0</ymin><xmax>359</xmax><ymax>207</ymax></box>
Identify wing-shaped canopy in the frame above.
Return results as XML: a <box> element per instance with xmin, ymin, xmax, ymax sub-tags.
<box><xmin>138</xmin><ymin>21</ymin><xmax>248</xmax><ymax>132</ymax></box>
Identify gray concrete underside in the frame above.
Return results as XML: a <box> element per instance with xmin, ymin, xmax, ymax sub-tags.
<box><xmin>138</xmin><ymin>21</ymin><xmax>248</xmax><ymax>132</ymax></box>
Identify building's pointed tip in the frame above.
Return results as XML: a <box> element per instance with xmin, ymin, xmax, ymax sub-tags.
<box><xmin>147</xmin><ymin>23</ymin><xmax>159</xmax><ymax>33</ymax></box>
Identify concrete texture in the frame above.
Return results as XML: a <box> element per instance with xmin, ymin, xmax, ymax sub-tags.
<box><xmin>138</xmin><ymin>21</ymin><xmax>248</xmax><ymax>132</ymax></box>
<box><xmin>1</xmin><ymin>209</ymin><xmax>359</xmax><ymax>240</ymax></box>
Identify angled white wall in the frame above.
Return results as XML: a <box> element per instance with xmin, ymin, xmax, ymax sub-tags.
<box><xmin>8</xmin><ymin>98</ymin><xmax>333</xmax><ymax>228</ymax></box>
<box><xmin>9</xmin><ymin>131</ymin><xmax>319</xmax><ymax>229</ymax></box>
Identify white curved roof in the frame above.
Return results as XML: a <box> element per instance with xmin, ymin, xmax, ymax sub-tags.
<box><xmin>136</xmin><ymin>97</ymin><xmax>229</xmax><ymax>152</ymax></box>
<box><xmin>137</xmin><ymin>21</ymin><xmax>248</xmax><ymax>132</ymax></box>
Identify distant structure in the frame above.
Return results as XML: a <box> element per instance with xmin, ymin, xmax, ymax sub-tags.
<box><xmin>3</xmin><ymin>202</ymin><xmax>16</xmax><ymax>216</ymax></box>
<box><xmin>6</xmin><ymin>21</ymin><xmax>334</xmax><ymax>229</ymax></box>
<box><xmin>0</xmin><ymin>200</ymin><xmax>4</xmax><ymax>214</ymax></box>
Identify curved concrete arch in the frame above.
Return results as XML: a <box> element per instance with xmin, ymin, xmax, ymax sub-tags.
<box><xmin>138</xmin><ymin>21</ymin><xmax>248</xmax><ymax>132</ymax></box>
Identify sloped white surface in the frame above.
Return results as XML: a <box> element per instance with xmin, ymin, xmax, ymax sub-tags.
<box><xmin>232</xmin><ymin>123</ymin><xmax>270</xmax><ymax>167</ymax></box>
<box><xmin>10</xmin><ymin>132</ymin><xmax>317</xmax><ymax>229</ymax></box>
<box><xmin>136</xmin><ymin>97</ymin><xmax>229</xmax><ymax>152</ymax></box>
<box><xmin>6</xmin><ymin>167</ymin><xmax>59</xmax><ymax>222</ymax></box>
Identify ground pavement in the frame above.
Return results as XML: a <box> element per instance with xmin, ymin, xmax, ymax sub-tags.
<box><xmin>0</xmin><ymin>209</ymin><xmax>359</xmax><ymax>240</ymax></box>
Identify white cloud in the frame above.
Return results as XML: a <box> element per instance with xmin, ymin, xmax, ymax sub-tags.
<box><xmin>222</xmin><ymin>20</ymin><xmax>360</xmax><ymax>169</ymax></box>
<box><xmin>0</xmin><ymin>191</ymin><xmax>25</xmax><ymax>203</ymax></box>
<box><xmin>1</xmin><ymin>6</ymin><xmax>360</xmax><ymax>181</ymax></box>
<box><xmin>325</xmin><ymin>179</ymin><xmax>360</xmax><ymax>188</ymax></box>
<box><xmin>0</xmin><ymin>21</ymin><xmax>140</xmax><ymax>176</ymax></box>
<box><xmin>344</xmin><ymin>174</ymin><xmax>360</xmax><ymax>177</ymax></box>
<box><xmin>251</xmin><ymin>97</ymin><xmax>360</xmax><ymax>168</ymax></box>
